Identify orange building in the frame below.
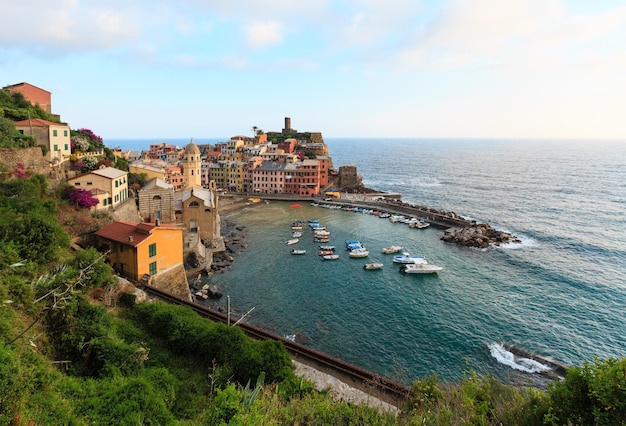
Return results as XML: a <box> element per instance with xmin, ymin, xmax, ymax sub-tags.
<box><xmin>95</xmin><ymin>221</ymin><xmax>184</xmax><ymax>281</ymax></box>
<box><xmin>3</xmin><ymin>82</ymin><xmax>52</xmax><ymax>113</ymax></box>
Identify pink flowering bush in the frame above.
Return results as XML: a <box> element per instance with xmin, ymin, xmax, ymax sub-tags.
<box><xmin>13</xmin><ymin>163</ymin><xmax>28</xmax><ymax>178</ymax></box>
<box><xmin>62</xmin><ymin>186</ymin><xmax>99</xmax><ymax>209</ymax></box>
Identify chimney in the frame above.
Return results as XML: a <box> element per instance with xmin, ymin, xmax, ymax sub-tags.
<box><xmin>128</xmin><ymin>236</ymin><xmax>134</xmax><ymax>243</ymax></box>
<box><xmin>155</xmin><ymin>219</ymin><xmax>160</xmax><ymax>226</ymax></box>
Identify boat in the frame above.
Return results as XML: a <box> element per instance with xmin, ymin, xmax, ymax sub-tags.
<box><xmin>291</xmin><ymin>231</ymin><xmax>303</xmax><ymax>238</ymax></box>
<box><xmin>291</xmin><ymin>224</ymin><xmax>303</xmax><ymax>230</ymax></box>
<box><xmin>393</xmin><ymin>252</ymin><xmax>427</xmax><ymax>264</ymax></box>
<box><xmin>349</xmin><ymin>249</ymin><xmax>370</xmax><ymax>258</ymax></box>
<box><xmin>318</xmin><ymin>245</ymin><xmax>335</xmax><ymax>251</ymax></box>
<box><xmin>322</xmin><ymin>254</ymin><xmax>339</xmax><ymax>260</ymax></box>
<box><xmin>409</xmin><ymin>220</ymin><xmax>430</xmax><ymax>229</ymax></box>
<box><xmin>286</xmin><ymin>239</ymin><xmax>299</xmax><ymax>245</ymax></box>
<box><xmin>318</xmin><ymin>250</ymin><xmax>334</xmax><ymax>256</ymax></box>
<box><xmin>247</xmin><ymin>197</ymin><xmax>262</xmax><ymax>203</ymax></box>
<box><xmin>308</xmin><ymin>219</ymin><xmax>320</xmax><ymax>223</ymax></box>
<box><xmin>290</xmin><ymin>249</ymin><xmax>306</xmax><ymax>255</ymax></box>
<box><xmin>290</xmin><ymin>203</ymin><xmax>301</xmax><ymax>208</ymax></box>
<box><xmin>400</xmin><ymin>263</ymin><xmax>443</xmax><ymax>274</ymax></box>
<box><xmin>382</xmin><ymin>245</ymin><xmax>403</xmax><ymax>254</ymax></box>
<box><xmin>314</xmin><ymin>230</ymin><xmax>330</xmax><ymax>236</ymax></box>
<box><xmin>363</xmin><ymin>262</ymin><xmax>384</xmax><ymax>270</ymax></box>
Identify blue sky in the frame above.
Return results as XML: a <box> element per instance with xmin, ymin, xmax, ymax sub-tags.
<box><xmin>2</xmin><ymin>0</ymin><xmax>626</xmax><ymax>140</ymax></box>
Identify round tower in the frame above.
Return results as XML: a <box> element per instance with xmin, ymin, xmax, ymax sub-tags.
<box><xmin>182</xmin><ymin>139</ymin><xmax>201</xmax><ymax>188</ymax></box>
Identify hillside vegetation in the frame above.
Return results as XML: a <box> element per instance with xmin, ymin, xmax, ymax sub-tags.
<box><xmin>0</xmin><ymin>156</ymin><xmax>625</xmax><ymax>424</ymax></box>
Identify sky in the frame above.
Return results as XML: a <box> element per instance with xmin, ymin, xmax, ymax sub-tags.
<box><xmin>2</xmin><ymin>0</ymin><xmax>626</xmax><ymax>140</ymax></box>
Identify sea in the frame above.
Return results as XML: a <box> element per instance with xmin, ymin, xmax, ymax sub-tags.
<box><xmin>110</xmin><ymin>137</ymin><xmax>626</xmax><ymax>387</ymax></box>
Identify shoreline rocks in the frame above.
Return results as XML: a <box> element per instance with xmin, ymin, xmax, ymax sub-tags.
<box><xmin>441</xmin><ymin>223</ymin><xmax>521</xmax><ymax>248</ymax></box>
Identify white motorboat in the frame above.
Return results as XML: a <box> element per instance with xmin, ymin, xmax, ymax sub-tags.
<box><xmin>290</xmin><ymin>249</ymin><xmax>306</xmax><ymax>255</ymax></box>
<box><xmin>363</xmin><ymin>262</ymin><xmax>384</xmax><ymax>270</ymax></box>
<box><xmin>382</xmin><ymin>245</ymin><xmax>403</xmax><ymax>254</ymax></box>
<box><xmin>292</xmin><ymin>231</ymin><xmax>303</xmax><ymax>238</ymax></box>
<box><xmin>393</xmin><ymin>252</ymin><xmax>427</xmax><ymax>264</ymax></box>
<box><xmin>322</xmin><ymin>254</ymin><xmax>339</xmax><ymax>260</ymax></box>
<box><xmin>318</xmin><ymin>245</ymin><xmax>335</xmax><ymax>251</ymax></box>
<box><xmin>400</xmin><ymin>263</ymin><xmax>443</xmax><ymax>274</ymax></box>
<box><xmin>286</xmin><ymin>238</ymin><xmax>299</xmax><ymax>245</ymax></box>
<box><xmin>349</xmin><ymin>249</ymin><xmax>370</xmax><ymax>258</ymax></box>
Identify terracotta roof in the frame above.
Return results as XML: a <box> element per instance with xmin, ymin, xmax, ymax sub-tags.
<box><xmin>95</xmin><ymin>221</ymin><xmax>182</xmax><ymax>247</ymax></box>
<box><xmin>3</xmin><ymin>82</ymin><xmax>51</xmax><ymax>93</ymax></box>
<box><xmin>14</xmin><ymin>118</ymin><xmax>65</xmax><ymax>127</ymax></box>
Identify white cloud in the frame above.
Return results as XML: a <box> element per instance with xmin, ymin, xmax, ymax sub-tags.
<box><xmin>396</xmin><ymin>0</ymin><xmax>626</xmax><ymax>72</ymax></box>
<box><xmin>245</xmin><ymin>21</ymin><xmax>283</xmax><ymax>50</ymax></box>
<box><xmin>0</xmin><ymin>1</ymin><xmax>139</xmax><ymax>52</ymax></box>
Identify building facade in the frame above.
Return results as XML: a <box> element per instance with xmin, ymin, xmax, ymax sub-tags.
<box><xmin>68</xmin><ymin>167</ymin><xmax>129</xmax><ymax>210</ymax></box>
<box><xmin>95</xmin><ymin>221</ymin><xmax>184</xmax><ymax>281</ymax></box>
<box><xmin>14</xmin><ymin>118</ymin><xmax>71</xmax><ymax>165</ymax></box>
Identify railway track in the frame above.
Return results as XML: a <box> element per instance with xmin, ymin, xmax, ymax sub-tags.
<box><xmin>143</xmin><ymin>284</ymin><xmax>411</xmax><ymax>407</ymax></box>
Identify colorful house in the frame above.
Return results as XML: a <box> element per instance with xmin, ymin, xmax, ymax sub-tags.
<box><xmin>95</xmin><ymin>221</ymin><xmax>184</xmax><ymax>281</ymax></box>
<box><xmin>14</xmin><ymin>118</ymin><xmax>71</xmax><ymax>165</ymax></box>
<box><xmin>68</xmin><ymin>166</ymin><xmax>129</xmax><ymax>211</ymax></box>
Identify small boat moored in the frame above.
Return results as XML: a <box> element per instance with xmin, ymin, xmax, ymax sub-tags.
<box><xmin>363</xmin><ymin>262</ymin><xmax>384</xmax><ymax>270</ymax></box>
<box><xmin>286</xmin><ymin>239</ymin><xmax>299</xmax><ymax>245</ymax></box>
<box><xmin>400</xmin><ymin>263</ymin><xmax>443</xmax><ymax>274</ymax></box>
<box><xmin>349</xmin><ymin>249</ymin><xmax>370</xmax><ymax>258</ymax></box>
<box><xmin>291</xmin><ymin>249</ymin><xmax>307</xmax><ymax>255</ymax></box>
<box><xmin>322</xmin><ymin>254</ymin><xmax>339</xmax><ymax>260</ymax></box>
<box><xmin>382</xmin><ymin>245</ymin><xmax>403</xmax><ymax>254</ymax></box>
<box><xmin>393</xmin><ymin>252</ymin><xmax>427</xmax><ymax>264</ymax></box>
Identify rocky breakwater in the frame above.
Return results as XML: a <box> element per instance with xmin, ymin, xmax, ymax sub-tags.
<box><xmin>441</xmin><ymin>223</ymin><xmax>521</xmax><ymax>248</ymax></box>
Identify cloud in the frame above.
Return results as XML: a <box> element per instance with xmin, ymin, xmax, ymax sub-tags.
<box><xmin>396</xmin><ymin>0</ymin><xmax>626</xmax><ymax>72</ymax></box>
<box><xmin>0</xmin><ymin>1</ymin><xmax>140</xmax><ymax>55</ymax></box>
<box><xmin>245</xmin><ymin>21</ymin><xmax>284</xmax><ymax>50</ymax></box>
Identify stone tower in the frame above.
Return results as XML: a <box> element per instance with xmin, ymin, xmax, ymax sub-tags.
<box><xmin>182</xmin><ymin>139</ymin><xmax>201</xmax><ymax>188</ymax></box>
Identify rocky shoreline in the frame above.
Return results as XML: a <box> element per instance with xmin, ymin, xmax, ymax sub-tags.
<box><xmin>441</xmin><ymin>223</ymin><xmax>521</xmax><ymax>248</ymax></box>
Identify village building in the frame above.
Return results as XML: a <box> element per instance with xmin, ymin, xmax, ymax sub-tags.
<box><xmin>3</xmin><ymin>82</ymin><xmax>52</xmax><ymax>113</ymax></box>
<box><xmin>138</xmin><ymin>141</ymin><xmax>221</xmax><ymax>246</ymax></box>
<box><xmin>252</xmin><ymin>161</ymin><xmax>286</xmax><ymax>193</ymax></box>
<box><xmin>14</xmin><ymin>118</ymin><xmax>71</xmax><ymax>165</ymax></box>
<box><xmin>95</xmin><ymin>221</ymin><xmax>184</xmax><ymax>283</ymax></box>
<box><xmin>67</xmin><ymin>166</ymin><xmax>129</xmax><ymax>210</ymax></box>
<box><xmin>138</xmin><ymin>178</ymin><xmax>176</xmax><ymax>223</ymax></box>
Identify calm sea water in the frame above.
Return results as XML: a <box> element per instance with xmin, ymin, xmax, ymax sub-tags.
<box><xmin>112</xmin><ymin>137</ymin><xmax>626</xmax><ymax>386</ymax></box>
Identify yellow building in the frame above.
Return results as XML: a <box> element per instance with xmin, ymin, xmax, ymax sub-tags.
<box><xmin>15</xmin><ymin>118</ymin><xmax>71</xmax><ymax>165</ymax></box>
<box><xmin>67</xmin><ymin>166</ymin><xmax>129</xmax><ymax>210</ymax></box>
<box><xmin>95</xmin><ymin>221</ymin><xmax>184</xmax><ymax>281</ymax></box>
<box><xmin>128</xmin><ymin>161</ymin><xmax>167</xmax><ymax>182</ymax></box>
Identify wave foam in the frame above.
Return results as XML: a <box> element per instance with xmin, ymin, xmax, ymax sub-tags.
<box><xmin>488</xmin><ymin>343</ymin><xmax>552</xmax><ymax>374</ymax></box>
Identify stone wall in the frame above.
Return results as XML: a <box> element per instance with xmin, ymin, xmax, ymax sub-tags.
<box><xmin>149</xmin><ymin>264</ymin><xmax>191</xmax><ymax>301</ymax></box>
<box><xmin>0</xmin><ymin>147</ymin><xmax>49</xmax><ymax>175</ymax></box>
<box><xmin>337</xmin><ymin>164</ymin><xmax>361</xmax><ymax>189</ymax></box>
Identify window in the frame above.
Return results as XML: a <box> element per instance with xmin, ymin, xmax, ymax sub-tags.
<box><xmin>64</xmin><ymin>130</ymin><xmax>68</xmax><ymax>137</ymax></box>
<box><xmin>86</xmin><ymin>182</ymin><xmax>92</xmax><ymax>185</ymax></box>
<box><xmin>149</xmin><ymin>243</ymin><xmax>157</xmax><ymax>257</ymax></box>
<box><xmin>64</xmin><ymin>144</ymin><xmax>68</xmax><ymax>151</ymax></box>
<box><xmin>149</xmin><ymin>261</ymin><xmax>157</xmax><ymax>275</ymax></box>
<box><xmin>115</xmin><ymin>180</ymin><xmax>119</xmax><ymax>188</ymax></box>
<box><xmin>53</xmin><ymin>130</ymin><xmax>58</xmax><ymax>137</ymax></box>
<box><xmin>54</xmin><ymin>144</ymin><xmax>58</xmax><ymax>151</ymax></box>
<box><xmin>189</xmin><ymin>201</ymin><xmax>199</xmax><ymax>208</ymax></box>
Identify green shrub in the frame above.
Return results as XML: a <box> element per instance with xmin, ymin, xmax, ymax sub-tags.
<box><xmin>547</xmin><ymin>358</ymin><xmax>626</xmax><ymax>426</ymax></box>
